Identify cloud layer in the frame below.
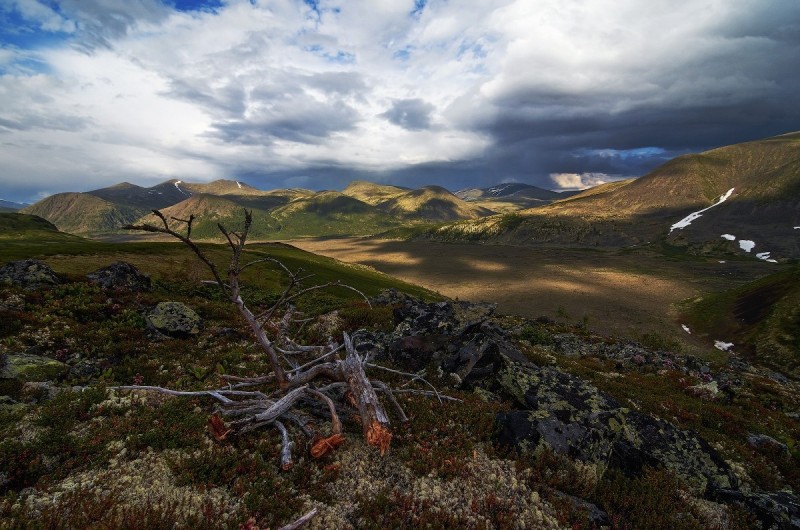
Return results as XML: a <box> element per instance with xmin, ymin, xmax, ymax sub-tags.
<box><xmin>1</xmin><ymin>0</ymin><xmax>799</xmax><ymax>202</ymax></box>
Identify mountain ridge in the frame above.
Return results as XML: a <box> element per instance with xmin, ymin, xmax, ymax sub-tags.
<box><xmin>416</xmin><ymin>132</ymin><xmax>800</xmax><ymax>259</ymax></box>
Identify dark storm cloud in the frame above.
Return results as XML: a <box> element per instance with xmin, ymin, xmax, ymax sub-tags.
<box><xmin>442</xmin><ymin>2</ymin><xmax>800</xmax><ymax>190</ymax></box>
<box><xmin>380</xmin><ymin>98</ymin><xmax>435</xmax><ymax>131</ymax></box>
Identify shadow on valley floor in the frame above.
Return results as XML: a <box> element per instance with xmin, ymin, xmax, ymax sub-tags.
<box><xmin>286</xmin><ymin>237</ymin><xmax>781</xmax><ymax>356</ymax></box>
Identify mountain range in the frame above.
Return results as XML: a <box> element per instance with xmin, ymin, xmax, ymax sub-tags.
<box><xmin>455</xmin><ymin>182</ymin><xmax>577</xmax><ymax>213</ymax></box>
<box><xmin>421</xmin><ymin>132</ymin><xmax>800</xmax><ymax>260</ymax></box>
<box><xmin>17</xmin><ymin>132</ymin><xmax>800</xmax><ymax>258</ymax></box>
<box><xmin>0</xmin><ymin>199</ymin><xmax>29</xmax><ymax>212</ymax></box>
<box><xmin>21</xmin><ymin>179</ymin><xmax>520</xmax><ymax>239</ymax></box>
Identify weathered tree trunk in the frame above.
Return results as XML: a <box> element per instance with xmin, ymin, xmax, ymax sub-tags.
<box><xmin>340</xmin><ymin>334</ymin><xmax>392</xmax><ymax>455</ymax></box>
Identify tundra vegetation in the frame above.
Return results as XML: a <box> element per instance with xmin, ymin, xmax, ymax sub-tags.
<box><xmin>0</xmin><ymin>212</ymin><xmax>797</xmax><ymax>529</ymax></box>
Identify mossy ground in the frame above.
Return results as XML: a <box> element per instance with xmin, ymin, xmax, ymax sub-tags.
<box><xmin>0</xmin><ymin>232</ymin><xmax>796</xmax><ymax>529</ymax></box>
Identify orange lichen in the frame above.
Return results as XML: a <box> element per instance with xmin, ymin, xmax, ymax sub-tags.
<box><xmin>366</xmin><ymin>421</ymin><xmax>392</xmax><ymax>456</ymax></box>
<box><xmin>207</xmin><ymin>413</ymin><xmax>232</xmax><ymax>441</ymax></box>
<box><xmin>310</xmin><ymin>433</ymin><xmax>346</xmax><ymax>458</ymax></box>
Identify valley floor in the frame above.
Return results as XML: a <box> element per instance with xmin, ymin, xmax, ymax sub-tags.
<box><xmin>286</xmin><ymin>237</ymin><xmax>778</xmax><ymax>355</ymax></box>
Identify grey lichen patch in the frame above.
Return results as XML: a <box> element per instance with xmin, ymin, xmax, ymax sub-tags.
<box><xmin>310</xmin><ymin>440</ymin><xmax>565</xmax><ymax>530</ymax></box>
<box><xmin>15</xmin><ymin>447</ymin><xmax>240</xmax><ymax>526</ymax></box>
<box><xmin>147</xmin><ymin>302</ymin><xmax>202</xmax><ymax>337</ymax></box>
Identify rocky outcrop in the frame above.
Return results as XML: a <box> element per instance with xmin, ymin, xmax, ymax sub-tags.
<box><xmin>147</xmin><ymin>301</ymin><xmax>201</xmax><ymax>337</ymax></box>
<box><xmin>87</xmin><ymin>261</ymin><xmax>151</xmax><ymax>291</ymax></box>
<box><xmin>0</xmin><ymin>352</ymin><xmax>67</xmax><ymax>381</ymax></box>
<box><xmin>493</xmin><ymin>359</ymin><xmax>736</xmax><ymax>495</ymax></box>
<box><xmin>715</xmin><ymin>489</ymin><xmax>800</xmax><ymax>530</ymax></box>
<box><xmin>0</xmin><ymin>259</ymin><xmax>60</xmax><ymax>288</ymax></box>
<box><xmin>357</xmin><ymin>290</ymin><xmax>797</xmax><ymax>526</ymax></box>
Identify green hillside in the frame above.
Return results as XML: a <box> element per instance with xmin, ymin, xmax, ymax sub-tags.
<box><xmin>21</xmin><ymin>193</ymin><xmax>147</xmax><ymax>235</ymax></box>
<box><xmin>682</xmin><ymin>265</ymin><xmax>800</xmax><ymax>377</ymax></box>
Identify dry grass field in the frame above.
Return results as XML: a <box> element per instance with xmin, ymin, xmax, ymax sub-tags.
<box><xmin>287</xmin><ymin>237</ymin><xmax>776</xmax><ymax>355</ymax></box>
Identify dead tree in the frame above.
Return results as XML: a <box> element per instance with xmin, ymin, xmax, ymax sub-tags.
<box><xmin>118</xmin><ymin>210</ymin><xmax>446</xmax><ymax>465</ymax></box>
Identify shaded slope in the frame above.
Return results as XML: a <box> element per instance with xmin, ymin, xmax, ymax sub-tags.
<box><xmin>456</xmin><ymin>183</ymin><xmax>567</xmax><ymax>212</ymax></box>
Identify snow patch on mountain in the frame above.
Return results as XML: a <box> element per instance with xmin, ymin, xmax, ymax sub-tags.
<box><xmin>756</xmin><ymin>252</ymin><xmax>778</xmax><ymax>263</ymax></box>
<box><xmin>739</xmin><ymin>240</ymin><xmax>755</xmax><ymax>252</ymax></box>
<box><xmin>714</xmin><ymin>340</ymin><xmax>734</xmax><ymax>351</ymax></box>
<box><xmin>721</xmin><ymin>234</ymin><xmax>736</xmax><ymax>241</ymax></box>
<box><xmin>669</xmin><ymin>188</ymin><xmax>735</xmax><ymax>232</ymax></box>
<box><xmin>174</xmin><ymin>180</ymin><xmax>190</xmax><ymax>196</ymax></box>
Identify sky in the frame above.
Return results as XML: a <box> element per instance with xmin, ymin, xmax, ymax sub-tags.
<box><xmin>1</xmin><ymin>0</ymin><xmax>799</xmax><ymax>204</ymax></box>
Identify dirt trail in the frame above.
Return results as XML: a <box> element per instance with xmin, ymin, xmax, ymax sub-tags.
<box><xmin>287</xmin><ymin>238</ymin><xmax>713</xmax><ymax>341</ymax></box>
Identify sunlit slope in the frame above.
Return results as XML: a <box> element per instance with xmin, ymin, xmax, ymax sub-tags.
<box><xmin>421</xmin><ymin>132</ymin><xmax>800</xmax><ymax>256</ymax></box>
<box><xmin>21</xmin><ymin>193</ymin><xmax>147</xmax><ymax>234</ymax></box>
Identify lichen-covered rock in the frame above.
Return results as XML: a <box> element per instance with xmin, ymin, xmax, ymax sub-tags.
<box><xmin>0</xmin><ymin>352</ymin><xmax>67</xmax><ymax>381</ymax></box>
<box><xmin>0</xmin><ymin>259</ymin><xmax>60</xmax><ymax>288</ymax></box>
<box><xmin>358</xmin><ymin>290</ymin><xmax>782</xmax><ymax>524</ymax></box>
<box><xmin>147</xmin><ymin>302</ymin><xmax>201</xmax><ymax>337</ymax></box>
<box><xmin>87</xmin><ymin>261</ymin><xmax>151</xmax><ymax>291</ymax></box>
<box><xmin>492</xmin><ymin>354</ymin><xmax>736</xmax><ymax>495</ymax></box>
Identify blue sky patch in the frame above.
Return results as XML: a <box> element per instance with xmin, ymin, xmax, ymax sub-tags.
<box><xmin>0</xmin><ymin>6</ymin><xmax>72</xmax><ymax>50</ymax></box>
<box><xmin>170</xmin><ymin>0</ymin><xmax>225</xmax><ymax>13</ymax></box>
<box><xmin>578</xmin><ymin>147</ymin><xmax>668</xmax><ymax>160</ymax></box>
<box><xmin>393</xmin><ymin>46</ymin><xmax>413</xmax><ymax>61</ymax></box>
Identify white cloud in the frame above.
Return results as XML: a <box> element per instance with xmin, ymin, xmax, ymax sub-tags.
<box><xmin>0</xmin><ymin>0</ymin><xmax>798</xmax><ymax>200</ymax></box>
<box><xmin>549</xmin><ymin>172</ymin><xmax>618</xmax><ymax>190</ymax></box>
<box><xmin>9</xmin><ymin>0</ymin><xmax>76</xmax><ymax>33</ymax></box>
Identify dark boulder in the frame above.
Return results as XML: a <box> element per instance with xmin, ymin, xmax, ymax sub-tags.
<box><xmin>748</xmin><ymin>433</ymin><xmax>791</xmax><ymax>457</ymax></box>
<box><xmin>0</xmin><ymin>259</ymin><xmax>60</xmax><ymax>288</ymax></box>
<box><xmin>87</xmin><ymin>261</ymin><xmax>151</xmax><ymax>291</ymax></box>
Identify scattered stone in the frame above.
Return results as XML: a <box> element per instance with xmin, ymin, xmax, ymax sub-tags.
<box><xmin>747</xmin><ymin>433</ymin><xmax>790</xmax><ymax>456</ymax></box>
<box><xmin>20</xmin><ymin>381</ymin><xmax>66</xmax><ymax>403</ymax></box>
<box><xmin>87</xmin><ymin>261</ymin><xmax>152</xmax><ymax>291</ymax></box>
<box><xmin>551</xmin><ymin>491</ymin><xmax>610</xmax><ymax>527</ymax></box>
<box><xmin>687</xmin><ymin>381</ymin><xmax>720</xmax><ymax>398</ymax></box>
<box><xmin>147</xmin><ymin>301</ymin><xmax>201</xmax><ymax>337</ymax></box>
<box><xmin>0</xmin><ymin>395</ymin><xmax>26</xmax><ymax>414</ymax></box>
<box><xmin>0</xmin><ymin>259</ymin><xmax>60</xmax><ymax>288</ymax></box>
<box><xmin>715</xmin><ymin>489</ymin><xmax>800</xmax><ymax>530</ymax></box>
<box><xmin>0</xmin><ymin>352</ymin><xmax>67</xmax><ymax>381</ymax></box>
